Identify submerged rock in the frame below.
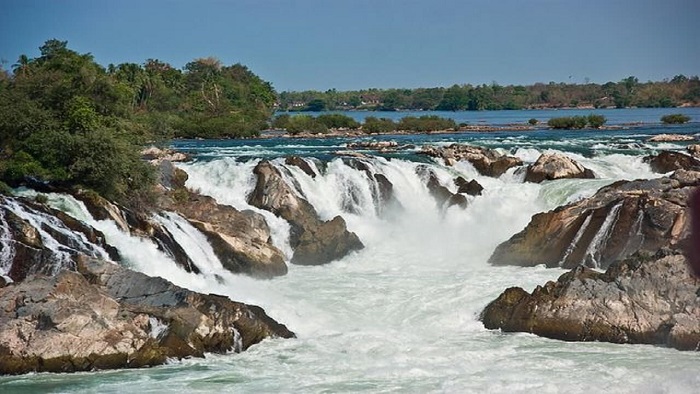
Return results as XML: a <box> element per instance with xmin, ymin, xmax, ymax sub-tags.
<box><xmin>0</xmin><ymin>257</ymin><xmax>294</xmax><ymax>375</ymax></box>
<box><xmin>420</xmin><ymin>144</ymin><xmax>522</xmax><ymax>177</ymax></box>
<box><xmin>524</xmin><ymin>153</ymin><xmax>595</xmax><ymax>183</ymax></box>
<box><xmin>481</xmin><ymin>251</ymin><xmax>700</xmax><ymax>351</ymax></box>
<box><xmin>643</xmin><ymin>150</ymin><xmax>700</xmax><ymax>173</ymax></box>
<box><xmin>248</xmin><ymin>160</ymin><xmax>363</xmax><ymax>265</ymax></box>
<box><xmin>489</xmin><ymin>170</ymin><xmax>699</xmax><ymax>270</ymax></box>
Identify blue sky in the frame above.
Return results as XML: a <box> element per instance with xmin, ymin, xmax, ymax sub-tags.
<box><xmin>1</xmin><ymin>0</ymin><xmax>698</xmax><ymax>91</ymax></box>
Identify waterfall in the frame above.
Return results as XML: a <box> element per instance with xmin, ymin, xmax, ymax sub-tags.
<box><xmin>583</xmin><ymin>201</ymin><xmax>624</xmax><ymax>268</ymax></box>
<box><xmin>0</xmin><ymin>208</ymin><xmax>15</xmax><ymax>277</ymax></box>
<box><xmin>557</xmin><ymin>212</ymin><xmax>593</xmax><ymax>267</ymax></box>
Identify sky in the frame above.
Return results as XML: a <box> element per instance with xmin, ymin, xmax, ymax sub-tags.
<box><xmin>1</xmin><ymin>0</ymin><xmax>698</xmax><ymax>92</ymax></box>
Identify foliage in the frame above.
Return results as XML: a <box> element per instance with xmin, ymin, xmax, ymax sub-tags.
<box><xmin>315</xmin><ymin>113</ymin><xmax>360</xmax><ymax>129</ymax></box>
<box><xmin>271</xmin><ymin>113</ymin><xmax>291</xmax><ymax>129</ymax></box>
<box><xmin>528</xmin><ymin>118</ymin><xmax>538</xmax><ymax>125</ymax></box>
<box><xmin>547</xmin><ymin>114</ymin><xmax>606</xmax><ymax>129</ymax></box>
<box><xmin>660</xmin><ymin>113</ymin><xmax>691</xmax><ymax>124</ymax></box>
<box><xmin>397</xmin><ymin>116</ymin><xmax>457</xmax><ymax>132</ymax></box>
<box><xmin>586</xmin><ymin>114</ymin><xmax>607</xmax><ymax>128</ymax></box>
<box><xmin>362</xmin><ymin>117</ymin><xmax>396</xmax><ymax>133</ymax></box>
<box><xmin>285</xmin><ymin>115</ymin><xmax>328</xmax><ymax>134</ymax></box>
<box><xmin>0</xmin><ymin>39</ymin><xmax>276</xmax><ymax>205</ymax></box>
<box><xmin>276</xmin><ymin>74</ymin><xmax>700</xmax><ymax>111</ymax></box>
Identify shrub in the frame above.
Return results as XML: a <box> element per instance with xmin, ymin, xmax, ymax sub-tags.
<box><xmin>271</xmin><ymin>114</ymin><xmax>291</xmax><ymax>129</ymax></box>
<box><xmin>285</xmin><ymin>115</ymin><xmax>328</xmax><ymax>134</ymax></box>
<box><xmin>397</xmin><ymin>115</ymin><xmax>457</xmax><ymax>132</ymax></box>
<box><xmin>587</xmin><ymin>114</ymin><xmax>607</xmax><ymax>128</ymax></box>
<box><xmin>528</xmin><ymin>118</ymin><xmax>538</xmax><ymax>125</ymax></box>
<box><xmin>661</xmin><ymin>113</ymin><xmax>691</xmax><ymax>124</ymax></box>
<box><xmin>547</xmin><ymin>116</ymin><xmax>589</xmax><ymax>129</ymax></box>
<box><xmin>316</xmin><ymin>113</ymin><xmax>360</xmax><ymax>129</ymax></box>
<box><xmin>0</xmin><ymin>181</ymin><xmax>13</xmax><ymax>195</ymax></box>
<box><xmin>362</xmin><ymin>117</ymin><xmax>396</xmax><ymax>133</ymax></box>
<box><xmin>34</xmin><ymin>194</ymin><xmax>49</xmax><ymax>204</ymax></box>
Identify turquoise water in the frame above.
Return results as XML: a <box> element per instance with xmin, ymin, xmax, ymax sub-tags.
<box><xmin>2</xmin><ymin>109</ymin><xmax>699</xmax><ymax>393</ymax></box>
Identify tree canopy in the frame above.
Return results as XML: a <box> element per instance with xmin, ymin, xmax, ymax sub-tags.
<box><xmin>0</xmin><ymin>39</ymin><xmax>277</xmax><ymax>204</ymax></box>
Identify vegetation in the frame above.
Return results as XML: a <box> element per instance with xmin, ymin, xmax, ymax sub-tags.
<box><xmin>660</xmin><ymin>113</ymin><xmax>691</xmax><ymax>124</ymax></box>
<box><xmin>316</xmin><ymin>113</ymin><xmax>360</xmax><ymax>129</ymax></box>
<box><xmin>270</xmin><ymin>114</ymin><xmax>457</xmax><ymax>133</ymax></box>
<box><xmin>277</xmin><ymin>75</ymin><xmax>700</xmax><ymax>111</ymax></box>
<box><xmin>285</xmin><ymin>115</ymin><xmax>328</xmax><ymax>135</ymax></box>
<box><xmin>0</xmin><ymin>39</ymin><xmax>277</xmax><ymax>205</ymax></box>
<box><xmin>547</xmin><ymin>114</ymin><xmax>607</xmax><ymax>129</ymax></box>
<box><xmin>362</xmin><ymin>117</ymin><xmax>396</xmax><ymax>133</ymax></box>
<box><xmin>528</xmin><ymin>118</ymin><xmax>538</xmax><ymax>125</ymax></box>
<box><xmin>397</xmin><ymin>116</ymin><xmax>457</xmax><ymax>132</ymax></box>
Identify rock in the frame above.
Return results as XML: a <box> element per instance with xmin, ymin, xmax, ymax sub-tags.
<box><xmin>687</xmin><ymin>144</ymin><xmax>700</xmax><ymax>158</ymax></box>
<box><xmin>333</xmin><ymin>150</ymin><xmax>369</xmax><ymax>159</ymax></box>
<box><xmin>489</xmin><ymin>171</ymin><xmax>699</xmax><ymax>270</ymax></box>
<box><xmin>418</xmin><ymin>167</ymin><xmax>468</xmax><ymax>209</ymax></box>
<box><xmin>346</xmin><ymin>140</ymin><xmax>407</xmax><ymax>153</ymax></box>
<box><xmin>141</xmin><ymin>146</ymin><xmax>191</xmax><ymax>164</ymax></box>
<box><xmin>454</xmin><ymin>176</ymin><xmax>484</xmax><ymax>196</ymax></box>
<box><xmin>420</xmin><ymin>144</ymin><xmax>523</xmax><ymax>177</ymax></box>
<box><xmin>643</xmin><ymin>150</ymin><xmax>700</xmax><ymax>173</ymax></box>
<box><xmin>168</xmin><ymin>192</ymin><xmax>288</xmax><ymax>278</ymax></box>
<box><xmin>646</xmin><ymin>134</ymin><xmax>695</xmax><ymax>142</ymax></box>
<box><xmin>524</xmin><ymin>153</ymin><xmax>595</xmax><ymax>183</ymax></box>
<box><xmin>158</xmin><ymin>160</ymin><xmax>189</xmax><ymax>189</ymax></box>
<box><xmin>248</xmin><ymin>160</ymin><xmax>363</xmax><ymax>265</ymax></box>
<box><xmin>285</xmin><ymin>156</ymin><xmax>317</xmax><ymax>178</ymax></box>
<box><xmin>481</xmin><ymin>251</ymin><xmax>700</xmax><ymax>351</ymax></box>
<box><xmin>0</xmin><ymin>257</ymin><xmax>294</xmax><ymax>375</ymax></box>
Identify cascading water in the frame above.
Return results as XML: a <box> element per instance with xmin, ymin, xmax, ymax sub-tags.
<box><xmin>3</xmin><ymin>128</ymin><xmax>699</xmax><ymax>393</ymax></box>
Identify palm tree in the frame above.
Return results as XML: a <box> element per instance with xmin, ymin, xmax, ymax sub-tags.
<box><xmin>12</xmin><ymin>54</ymin><xmax>31</xmax><ymax>77</ymax></box>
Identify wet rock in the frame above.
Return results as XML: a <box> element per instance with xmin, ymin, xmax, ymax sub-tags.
<box><xmin>285</xmin><ymin>156</ymin><xmax>317</xmax><ymax>178</ymax></box>
<box><xmin>686</xmin><ymin>144</ymin><xmax>700</xmax><ymax>158</ymax></box>
<box><xmin>168</xmin><ymin>192</ymin><xmax>288</xmax><ymax>278</ymax></box>
<box><xmin>646</xmin><ymin>134</ymin><xmax>695</xmax><ymax>143</ymax></box>
<box><xmin>417</xmin><ymin>167</ymin><xmax>468</xmax><ymax>209</ymax></box>
<box><xmin>158</xmin><ymin>160</ymin><xmax>189</xmax><ymax>189</ymax></box>
<box><xmin>248</xmin><ymin>160</ymin><xmax>363</xmax><ymax>265</ymax></box>
<box><xmin>0</xmin><ymin>257</ymin><xmax>294</xmax><ymax>375</ymax></box>
<box><xmin>489</xmin><ymin>171</ymin><xmax>699</xmax><ymax>270</ymax></box>
<box><xmin>524</xmin><ymin>153</ymin><xmax>595</xmax><ymax>183</ymax></box>
<box><xmin>481</xmin><ymin>251</ymin><xmax>700</xmax><ymax>351</ymax></box>
<box><xmin>420</xmin><ymin>144</ymin><xmax>522</xmax><ymax>177</ymax></box>
<box><xmin>643</xmin><ymin>150</ymin><xmax>700</xmax><ymax>173</ymax></box>
<box><xmin>454</xmin><ymin>176</ymin><xmax>484</xmax><ymax>196</ymax></box>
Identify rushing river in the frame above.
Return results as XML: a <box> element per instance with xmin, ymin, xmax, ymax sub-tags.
<box><xmin>2</xmin><ymin>109</ymin><xmax>700</xmax><ymax>393</ymax></box>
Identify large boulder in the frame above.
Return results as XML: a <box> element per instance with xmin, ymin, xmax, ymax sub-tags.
<box><xmin>643</xmin><ymin>150</ymin><xmax>700</xmax><ymax>173</ymax></box>
<box><xmin>481</xmin><ymin>251</ymin><xmax>700</xmax><ymax>351</ymax></box>
<box><xmin>454</xmin><ymin>176</ymin><xmax>483</xmax><ymax>196</ymax></box>
<box><xmin>524</xmin><ymin>153</ymin><xmax>595</xmax><ymax>183</ymax></box>
<box><xmin>417</xmin><ymin>167</ymin><xmax>468</xmax><ymax>209</ymax></box>
<box><xmin>489</xmin><ymin>170</ymin><xmax>699</xmax><ymax>270</ymax></box>
<box><xmin>420</xmin><ymin>144</ymin><xmax>522</xmax><ymax>177</ymax></box>
<box><xmin>248</xmin><ymin>160</ymin><xmax>363</xmax><ymax>265</ymax></box>
<box><xmin>0</xmin><ymin>257</ymin><xmax>294</xmax><ymax>375</ymax></box>
<box><xmin>168</xmin><ymin>192</ymin><xmax>288</xmax><ymax>278</ymax></box>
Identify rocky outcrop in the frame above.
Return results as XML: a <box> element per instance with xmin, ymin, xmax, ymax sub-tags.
<box><xmin>141</xmin><ymin>146</ymin><xmax>191</xmax><ymax>164</ymax></box>
<box><xmin>420</xmin><ymin>144</ymin><xmax>522</xmax><ymax>177</ymax></box>
<box><xmin>248</xmin><ymin>160</ymin><xmax>363</xmax><ymax>265</ymax></box>
<box><xmin>646</xmin><ymin>134</ymin><xmax>695</xmax><ymax>143</ymax></box>
<box><xmin>417</xmin><ymin>167</ymin><xmax>468</xmax><ymax>209</ymax></box>
<box><xmin>643</xmin><ymin>150</ymin><xmax>700</xmax><ymax>173</ymax></box>
<box><xmin>454</xmin><ymin>177</ymin><xmax>483</xmax><ymax>196</ymax></box>
<box><xmin>524</xmin><ymin>153</ymin><xmax>595</xmax><ymax>183</ymax></box>
<box><xmin>481</xmin><ymin>251</ymin><xmax>699</xmax><ymax>351</ymax></box>
<box><xmin>489</xmin><ymin>170</ymin><xmax>699</xmax><ymax>270</ymax></box>
<box><xmin>166</xmin><ymin>192</ymin><xmax>288</xmax><ymax>278</ymax></box>
<box><xmin>345</xmin><ymin>159</ymin><xmax>402</xmax><ymax>215</ymax></box>
<box><xmin>285</xmin><ymin>156</ymin><xmax>317</xmax><ymax>178</ymax></box>
<box><xmin>346</xmin><ymin>140</ymin><xmax>414</xmax><ymax>153</ymax></box>
<box><xmin>0</xmin><ymin>257</ymin><xmax>294</xmax><ymax>375</ymax></box>
<box><xmin>687</xmin><ymin>144</ymin><xmax>700</xmax><ymax>158</ymax></box>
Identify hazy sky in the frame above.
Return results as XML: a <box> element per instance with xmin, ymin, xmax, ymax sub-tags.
<box><xmin>1</xmin><ymin>0</ymin><xmax>698</xmax><ymax>91</ymax></box>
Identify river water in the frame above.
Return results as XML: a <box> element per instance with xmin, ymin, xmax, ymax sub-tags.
<box><xmin>1</xmin><ymin>109</ymin><xmax>699</xmax><ymax>393</ymax></box>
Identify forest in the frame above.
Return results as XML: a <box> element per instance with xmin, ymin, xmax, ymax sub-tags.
<box><xmin>277</xmin><ymin>76</ymin><xmax>700</xmax><ymax>112</ymax></box>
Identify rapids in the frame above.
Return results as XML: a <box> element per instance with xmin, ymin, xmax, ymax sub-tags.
<box><xmin>2</xmin><ymin>121</ymin><xmax>700</xmax><ymax>392</ymax></box>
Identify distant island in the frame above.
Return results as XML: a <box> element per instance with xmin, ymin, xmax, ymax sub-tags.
<box><xmin>277</xmin><ymin>76</ymin><xmax>700</xmax><ymax>112</ymax></box>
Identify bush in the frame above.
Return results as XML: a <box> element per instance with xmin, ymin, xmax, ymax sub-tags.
<box><xmin>285</xmin><ymin>115</ymin><xmax>328</xmax><ymax>134</ymax></box>
<box><xmin>362</xmin><ymin>117</ymin><xmax>396</xmax><ymax>133</ymax></box>
<box><xmin>528</xmin><ymin>118</ymin><xmax>538</xmax><ymax>125</ymax></box>
<box><xmin>271</xmin><ymin>114</ymin><xmax>291</xmax><ymax>129</ymax></box>
<box><xmin>548</xmin><ymin>116</ymin><xmax>589</xmax><ymax>129</ymax></box>
<box><xmin>397</xmin><ymin>115</ymin><xmax>457</xmax><ymax>132</ymax></box>
<box><xmin>587</xmin><ymin>114</ymin><xmax>607</xmax><ymax>128</ymax></box>
<box><xmin>316</xmin><ymin>113</ymin><xmax>360</xmax><ymax>129</ymax></box>
<box><xmin>661</xmin><ymin>113</ymin><xmax>691</xmax><ymax>124</ymax></box>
